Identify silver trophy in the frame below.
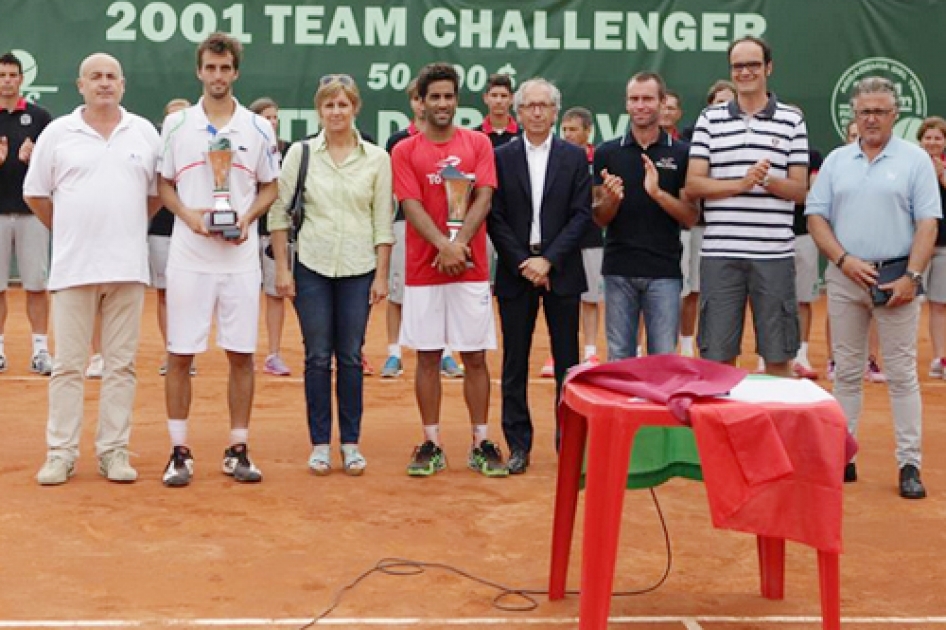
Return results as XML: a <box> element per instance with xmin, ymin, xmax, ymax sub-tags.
<box><xmin>441</xmin><ymin>164</ymin><xmax>475</xmax><ymax>241</ymax></box>
<box><xmin>206</xmin><ymin>137</ymin><xmax>241</xmax><ymax>240</ymax></box>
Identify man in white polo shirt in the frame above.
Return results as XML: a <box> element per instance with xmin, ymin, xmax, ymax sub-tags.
<box><xmin>24</xmin><ymin>52</ymin><xmax>160</xmax><ymax>485</ymax></box>
<box><xmin>686</xmin><ymin>36</ymin><xmax>809</xmax><ymax>376</ymax></box>
<box><xmin>157</xmin><ymin>32</ymin><xmax>279</xmax><ymax>487</ymax></box>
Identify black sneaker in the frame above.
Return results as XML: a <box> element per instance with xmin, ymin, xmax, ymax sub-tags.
<box><xmin>899</xmin><ymin>464</ymin><xmax>926</xmax><ymax>499</ymax></box>
<box><xmin>162</xmin><ymin>446</ymin><xmax>194</xmax><ymax>487</ymax></box>
<box><xmin>407</xmin><ymin>440</ymin><xmax>446</xmax><ymax>477</ymax></box>
<box><xmin>843</xmin><ymin>462</ymin><xmax>857</xmax><ymax>483</ymax></box>
<box><xmin>468</xmin><ymin>440</ymin><xmax>509</xmax><ymax>477</ymax></box>
<box><xmin>222</xmin><ymin>443</ymin><xmax>262</xmax><ymax>483</ymax></box>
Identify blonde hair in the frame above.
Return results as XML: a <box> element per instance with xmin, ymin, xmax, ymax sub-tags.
<box><xmin>314</xmin><ymin>76</ymin><xmax>362</xmax><ymax>115</ymax></box>
<box><xmin>164</xmin><ymin>98</ymin><xmax>190</xmax><ymax>116</ymax></box>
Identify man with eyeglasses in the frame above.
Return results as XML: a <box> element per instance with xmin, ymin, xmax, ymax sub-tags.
<box><xmin>157</xmin><ymin>32</ymin><xmax>279</xmax><ymax>487</ymax></box>
<box><xmin>594</xmin><ymin>72</ymin><xmax>697</xmax><ymax>362</ymax></box>
<box><xmin>807</xmin><ymin>76</ymin><xmax>941</xmax><ymax>499</ymax></box>
<box><xmin>686</xmin><ymin>36</ymin><xmax>809</xmax><ymax>377</ymax></box>
<box><xmin>487</xmin><ymin>78</ymin><xmax>591</xmax><ymax>474</ymax></box>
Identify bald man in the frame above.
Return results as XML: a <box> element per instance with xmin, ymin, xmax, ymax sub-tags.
<box><xmin>24</xmin><ymin>53</ymin><xmax>161</xmax><ymax>485</ymax></box>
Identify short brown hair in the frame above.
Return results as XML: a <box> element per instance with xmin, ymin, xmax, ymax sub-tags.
<box><xmin>918</xmin><ymin>116</ymin><xmax>946</xmax><ymax>142</ymax></box>
<box><xmin>706</xmin><ymin>80</ymin><xmax>735</xmax><ymax>104</ymax></box>
<box><xmin>628</xmin><ymin>72</ymin><xmax>666</xmax><ymax>100</ymax></box>
<box><xmin>197</xmin><ymin>32</ymin><xmax>242</xmax><ymax>71</ymax></box>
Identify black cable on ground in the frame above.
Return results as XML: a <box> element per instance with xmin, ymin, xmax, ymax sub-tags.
<box><xmin>298</xmin><ymin>487</ymin><xmax>673</xmax><ymax>629</ymax></box>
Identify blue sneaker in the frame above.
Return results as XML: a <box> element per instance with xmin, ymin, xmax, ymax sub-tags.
<box><xmin>440</xmin><ymin>355</ymin><xmax>464</xmax><ymax>378</ymax></box>
<box><xmin>380</xmin><ymin>355</ymin><xmax>403</xmax><ymax>378</ymax></box>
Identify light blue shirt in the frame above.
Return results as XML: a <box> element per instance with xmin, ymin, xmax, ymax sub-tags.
<box><xmin>806</xmin><ymin>136</ymin><xmax>941</xmax><ymax>261</ymax></box>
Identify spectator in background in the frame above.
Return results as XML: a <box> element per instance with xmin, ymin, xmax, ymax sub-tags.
<box><xmin>678</xmin><ymin>80</ymin><xmax>735</xmax><ymax>357</ymax></box>
<box><xmin>918</xmin><ymin>116</ymin><xmax>946</xmax><ymax>379</ymax></box>
<box><xmin>249</xmin><ymin>96</ymin><xmax>293</xmax><ymax>377</ymax></box>
<box><xmin>270</xmin><ymin>75</ymin><xmax>393</xmax><ymax>476</ymax></box>
<box><xmin>0</xmin><ymin>51</ymin><xmax>53</xmax><ymax>376</ymax></box>
<box><xmin>474</xmin><ymin>73</ymin><xmax>521</xmax><ymax>149</ymax></box>
<box><xmin>659</xmin><ymin>90</ymin><xmax>683</xmax><ymax>140</ymax></box>
<box><xmin>561</xmin><ymin>106</ymin><xmax>603</xmax><ymax>368</ymax></box>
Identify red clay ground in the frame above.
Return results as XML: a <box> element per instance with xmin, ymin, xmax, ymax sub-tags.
<box><xmin>0</xmin><ymin>288</ymin><xmax>944</xmax><ymax>629</ymax></box>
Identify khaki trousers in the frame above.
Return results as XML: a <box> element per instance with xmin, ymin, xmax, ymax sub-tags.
<box><xmin>47</xmin><ymin>283</ymin><xmax>145</xmax><ymax>461</ymax></box>
<box><xmin>826</xmin><ymin>265</ymin><xmax>922</xmax><ymax>468</ymax></box>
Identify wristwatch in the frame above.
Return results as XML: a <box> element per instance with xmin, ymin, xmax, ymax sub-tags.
<box><xmin>905</xmin><ymin>270</ymin><xmax>923</xmax><ymax>286</ymax></box>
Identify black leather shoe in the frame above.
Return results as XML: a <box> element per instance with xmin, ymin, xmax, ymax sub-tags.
<box><xmin>508</xmin><ymin>450</ymin><xmax>530</xmax><ymax>475</ymax></box>
<box><xmin>843</xmin><ymin>462</ymin><xmax>857</xmax><ymax>483</ymax></box>
<box><xmin>899</xmin><ymin>464</ymin><xmax>927</xmax><ymax>499</ymax></box>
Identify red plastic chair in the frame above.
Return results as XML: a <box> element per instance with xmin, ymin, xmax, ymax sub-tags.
<box><xmin>548</xmin><ymin>379</ymin><xmax>842</xmax><ymax>630</ymax></box>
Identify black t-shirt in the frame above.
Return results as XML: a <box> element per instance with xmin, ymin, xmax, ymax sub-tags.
<box><xmin>474</xmin><ymin>123</ymin><xmax>522</xmax><ymax>149</ymax></box>
<box><xmin>593</xmin><ymin>130</ymin><xmax>690</xmax><ymax>278</ymax></box>
<box><xmin>578</xmin><ymin>148</ymin><xmax>604</xmax><ymax>249</ymax></box>
<box><xmin>936</xmin><ymin>183</ymin><xmax>946</xmax><ymax>247</ymax></box>
<box><xmin>0</xmin><ymin>100</ymin><xmax>52</xmax><ymax>214</ymax></box>
<box><xmin>386</xmin><ymin>127</ymin><xmax>415</xmax><ymax>222</ymax></box>
<box><xmin>792</xmin><ymin>149</ymin><xmax>824</xmax><ymax>236</ymax></box>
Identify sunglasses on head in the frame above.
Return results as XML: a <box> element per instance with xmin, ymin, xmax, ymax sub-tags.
<box><xmin>319</xmin><ymin>74</ymin><xmax>354</xmax><ymax>87</ymax></box>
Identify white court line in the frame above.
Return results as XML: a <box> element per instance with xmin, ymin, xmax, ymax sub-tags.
<box><xmin>4</xmin><ymin>616</ymin><xmax>946</xmax><ymax>627</ymax></box>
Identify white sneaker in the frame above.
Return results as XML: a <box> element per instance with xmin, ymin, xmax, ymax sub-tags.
<box><xmin>37</xmin><ymin>456</ymin><xmax>75</xmax><ymax>485</ymax></box>
<box><xmin>31</xmin><ymin>349</ymin><xmax>53</xmax><ymax>376</ymax></box>
<box><xmin>85</xmin><ymin>354</ymin><xmax>104</xmax><ymax>379</ymax></box>
<box><xmin>98</xmin><ymin>448</ymin><xmax>137</xmax><ymax>483</ymax></box>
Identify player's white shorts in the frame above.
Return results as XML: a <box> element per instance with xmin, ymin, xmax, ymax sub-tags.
<box><xmin>400</xmin><ymin>281</ymin><xmax>496</xmax><ymax>352</ymax></box>
<box><xmin>166</xmin><ymin>267</ymin><xmax>261</xmax><ymax>354</ymax></box>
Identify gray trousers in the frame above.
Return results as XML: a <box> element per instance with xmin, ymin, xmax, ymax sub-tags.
<box><xmin>825</xmin><ymin>265</ymin><xmax>922</xmax><ymax>468</ymax></box>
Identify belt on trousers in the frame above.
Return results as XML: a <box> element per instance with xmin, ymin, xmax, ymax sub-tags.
<box><xmin>872</xmin><ymin>255</ymin><xmax>909</xmax><ymax>269</ymax></box>
<box><xmin>529</xmin><ymin>243</ymin><xmax>542</xmax><ymax>255</ymax></box>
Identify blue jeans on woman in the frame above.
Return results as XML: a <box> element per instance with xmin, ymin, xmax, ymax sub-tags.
<box><xmin>292</xmin><ymin>264</ymin><xmax>374</xmax><ymax>445</ymax></box>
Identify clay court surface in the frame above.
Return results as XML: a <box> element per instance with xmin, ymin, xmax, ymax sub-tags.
<box><xmin>1</xmin><ymin>289</ymin><xmax>944</xmax><ymax>629</ymax></box>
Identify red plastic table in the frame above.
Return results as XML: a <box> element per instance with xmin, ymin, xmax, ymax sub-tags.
<box><xmin>549</xmin><ymin>376</ymin><xmax>847</xmax><ymax>630</ymax></box>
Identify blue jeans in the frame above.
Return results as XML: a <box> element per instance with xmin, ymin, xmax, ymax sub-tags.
<box><xmin>604</xmin><ymin>275</ymin><xmax>682</xmax><ymax>360</ymax></box>
<box><xmin>292</xmin><ymin>264</ymin><xmax>374</xmax><ymax>445</ymax></box>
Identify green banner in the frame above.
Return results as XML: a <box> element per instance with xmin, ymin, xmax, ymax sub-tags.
<box><xmin>3</xmin><ymin>0</ymin><xmax>942</xmax><ymax>153</ymax></box>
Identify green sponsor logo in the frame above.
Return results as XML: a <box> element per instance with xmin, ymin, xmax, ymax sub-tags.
<box><xmin>831</xmin><ymin>57</ymin><xmax>926</xmax><ymax>142</ymax></box>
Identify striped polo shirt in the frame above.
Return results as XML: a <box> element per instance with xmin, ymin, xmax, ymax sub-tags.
<box><xmin>689</xmin><ymin>95</ymin><xmax>809</xmax><ymax>259</ymax></box>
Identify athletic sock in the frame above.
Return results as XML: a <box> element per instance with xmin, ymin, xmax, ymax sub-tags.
<box><xmin>680</xmin><ymin>336</ymin><xmax>695</xmax><ymax>355</ymax></box>
<box><xmin>443</xmin><ymin>345</ymin><xmax>454</xmax><ymax>359</ymax></box>
<box><xmin>423</xmin><ymin>424</ymin><xmax>441</xmax><ymax>445</ymax></box>
<box><xmin>472</xmin><ymin>423</ymin><xmax>489</xmax><ymax>447</ymax></box>
<box><xmin>168</xmin><ymin>420</ymin><xmax>188</xmax><ymax>448</ymax></box>
<box><xmin>584</xmin><ymin>345</ymin><xmax>597</xmax><ymax>360</ymax></box>
<box><xmin>796</xmin><ymin>342</ymin><xmax>810</xmax><ymax>365</ymax></box>
<box><xmin>0</xmin><ymin>334</ymin><xmax>5</xmax><ymax>355</ymax></box>
<box><xmin>387</xmin><ymin>344</ymin><xmax>401</xmax><ymax>359</ymax></box>
<box><xmin>230</xmin><ymin>428</ymin><xmax>249</xmax><ymax>446</ymax></box>
<box><xmin>32</xmin><ymin>334</ymin><xmax>48</xmax><ymax>355</ymax></box>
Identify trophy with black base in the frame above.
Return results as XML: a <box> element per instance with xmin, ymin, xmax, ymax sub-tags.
<box><xmin>206</xmin><ymin>137</ymin><xmax>241</xmax><ymax>240</ymax></box>
<box><xmin>441</xmin><ymin>164</ymin><xmax>476</xmax><ymax>268</ymax></box>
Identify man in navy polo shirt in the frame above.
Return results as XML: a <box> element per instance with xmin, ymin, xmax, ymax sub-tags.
<box><xmin>0</xmin><ymin>52</ymin><xmax>53</xmax><ymax>375</ymax></box>
<box><xmin>593</xmin><ymin>71</ymin><xmax>697</xmax><ymax>360</ymax></box>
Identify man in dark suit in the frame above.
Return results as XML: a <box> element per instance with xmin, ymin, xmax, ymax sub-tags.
<box><xmin>488</xmin><ymin>78</ymin><xmax>592</xmax><ymax>474</ymax></box>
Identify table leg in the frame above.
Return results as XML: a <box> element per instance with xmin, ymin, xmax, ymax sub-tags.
<box><xmin>549</xmin><ymin>405</ymin><xmax>587</xmax><ymax>600</ymax></box>
<box><xmin>757</xmin><ymin>536</ymin><xmax>786</xmax><ymax>600</ymax></box>
<box><xmin>818</xmin><ymin>551</ymin><xmax>841</xmax><ymax>630</ymax></box>
<box><xmin>578</xmin><ymin>421</ymin><xmax>636</xmax><ymax>630</ymax></box>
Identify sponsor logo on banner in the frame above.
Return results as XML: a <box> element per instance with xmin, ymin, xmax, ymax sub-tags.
<box><xmin>831</xmin><ymin>57</ymin><xmax>926</xmax><ymax>142</ymax></box>
<box><xmin>11</xmin><ymin>49</ymin><xmax>59</xmax><ymax>103</ymax></box>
